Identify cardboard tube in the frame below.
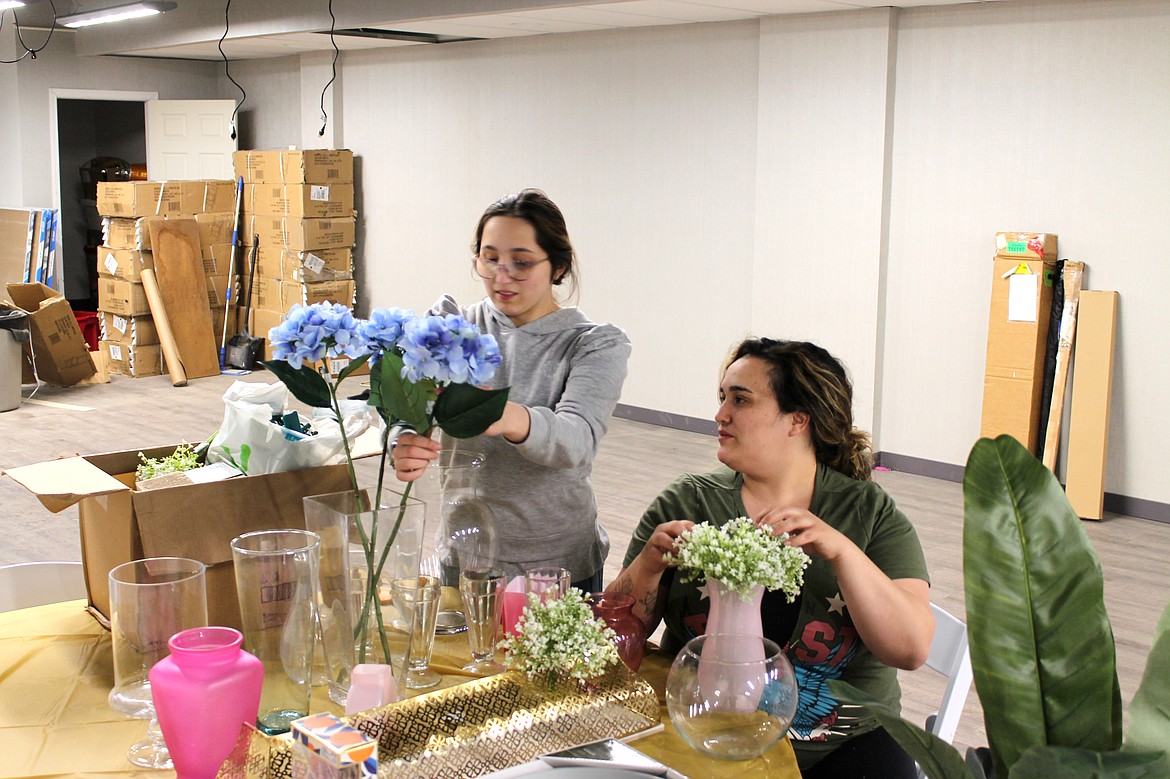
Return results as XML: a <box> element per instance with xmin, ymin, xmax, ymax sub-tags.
<box><xmin>141</xmin><ymin>268</ymin><xmax>188</xmax><ymax>387</ymax></box>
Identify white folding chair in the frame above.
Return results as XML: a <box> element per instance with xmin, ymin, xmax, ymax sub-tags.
<box><xmin>0</xmin><ymin>561</ymin><xmax>87</xmax><ymax>612</ymax></box>
<box><xmin>917</xmin><ymin>602</ymin><xmax>974</xmax><ymax>778</ymax></box>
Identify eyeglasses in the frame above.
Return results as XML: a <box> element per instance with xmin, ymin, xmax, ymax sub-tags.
<box><xmin>472</xmin><ymin>255</ymin><xmax>549</xmax><ymax>281</ymax></box>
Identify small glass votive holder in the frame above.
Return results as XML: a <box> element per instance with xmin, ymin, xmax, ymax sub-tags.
<box><xmin>524</xmin><ymin>566</ymin><xmax>570</xmax><ymax>603</ymax></box>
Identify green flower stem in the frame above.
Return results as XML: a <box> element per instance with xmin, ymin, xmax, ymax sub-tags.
<box><xmin>327</xmin><ymin>384</ymin><xmax>383</xmax><ymax>664</ymax></box>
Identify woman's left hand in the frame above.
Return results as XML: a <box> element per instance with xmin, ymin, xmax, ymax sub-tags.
<box><xmin>754</xmin><ymin>506</ymin><xmax>850</xmax><ymax>563</ymax></box>
<box><xmin>482</xmin><ymin>400</ymin><xmax>532</xmax><ymax>443</ymax></box>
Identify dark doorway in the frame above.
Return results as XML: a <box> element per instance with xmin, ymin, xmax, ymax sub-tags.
<box><xmin>56</xmin><ymin>99</ymin><xmax>145</xmax><ymax>310</ymax></box>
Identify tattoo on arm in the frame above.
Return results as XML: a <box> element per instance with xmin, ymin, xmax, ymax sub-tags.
<box><xmin>612</xmin><ymin>577</ymin><xmax>633</xmax><ymax>595</ymax></box>
<box><xmin>637</xmin><ymin>591</ymin><xmax>657</xmax><ymax>627</ymax></box>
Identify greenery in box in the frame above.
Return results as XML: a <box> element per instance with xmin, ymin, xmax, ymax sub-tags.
<box><xmin>833</xmin><ymin>435</ymin><xmax>1170</xmax><ymax>779</ymax></box>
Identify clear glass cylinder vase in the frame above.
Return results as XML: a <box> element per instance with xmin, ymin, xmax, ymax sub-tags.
<box><xmin>304</xmin><ymin>486</ymin><xmax>426</xmax><ymax>706</ymax></box>
<box><xmin>424</xmin><ymin>450</ymin><xmax>498</xmax><ymax>586</ymax></box>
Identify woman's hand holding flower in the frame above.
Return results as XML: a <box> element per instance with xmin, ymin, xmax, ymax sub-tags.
<box><xmin>392</xmin><ymin>431</ymin><xmax>440</xmax><ymax>481</ymax></box>
<box><xmin>636</xmin><ymin>520</ymin><xmax>694</xmax><ymax>576</ymax></box>
<box><xmin>754</xmin><ymin>506</ymin><xmax>852</xmax><ymax>563</ymax></box>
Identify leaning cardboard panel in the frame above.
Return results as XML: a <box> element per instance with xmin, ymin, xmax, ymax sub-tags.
<box><xmin>4</xmin><ymin>282</ymin><xmax>96</xmax><ymax>386</ymax></box>
<box><xmin>4</xmin><ymin>447</ymin><xmax>353</xmax><ymax>630</ymax></box>
<box><xmin>980</xmin><ymin>233</ymin><xmax>1057</xmax><ymax>456</ymax></box>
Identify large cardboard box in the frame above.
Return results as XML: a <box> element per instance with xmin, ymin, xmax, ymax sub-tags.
<box><xmin>98</xmin><ymin>276</ymin><xmax>150</xmax><ymax>317</ymax></box>
<box><xmin>244</xmin><ymin>183</ymin><xmax>354</xmax><ymax>219</ymax></box>
<box><xmin>4</xmin><ymin>282</ymin><xmax>96</xmax><ymax>386</ymax></box>
<box><xmin>241</xmin><ymin>216</ymin><xmax>355</xmax><ymax>252</ymax></box>
<box><xmin>4</xmin><ymin>448</ymin><xmax>353</xmax><ymax>629</ymax></box>
<box><xmin>195</xmin><ymin>212</ymin><xmax>236</xmax><ymax>254</ymax></box>
<box><xmin>101</xmin><ymin>339</ymin><xmax>162</xmax><ymax>378</ymax></box>
<box><xmin>96</xmin><ymin>182</ymin><xmax>183</xmax><ymax>218</ymax></box>
<box><xmin>255</xmin><ymin>246</ymin><xmax>353</xmax><ymax>282</ymax></box>
<box><xmin>96</xmin><ymin>246</ymin><xmax>153</xmax><ymax>281</ymax></box>
<box><xmin>100</xmin><ymin>311</ymin><xmax>159</xmax><ymax>345</ymax></box>
<box><xmin>980</xmin><ymin>232</ymin><xmax>1058</xmax><ymax>455</ymax></box>
<box><xmin>103</xmin><ymin>215</ymin><xmax>167</xmax><ymax>251</ymax></box>
<box><xmin>177</xmin><ymin>180</ymin><xmax>236</xmax><ymax>215</ymax></box>
<box><xmin>250</xmin><ymin>277</ymin><xmax>355</xmax><ymax>311</ymax></box>
<box><xmin>233</xmin><ymin>149</ymin><xmax>353</xmax><ymax>185</ymax></box>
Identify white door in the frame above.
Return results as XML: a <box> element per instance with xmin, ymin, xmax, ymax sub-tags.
<box><xmin>145</xmin><ymin>99</ymin><xmax>238</xmax><ymax>180</ymax></box>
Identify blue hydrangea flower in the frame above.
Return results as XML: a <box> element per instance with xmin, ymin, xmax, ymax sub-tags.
<box><xmin>360</xmin><ymin>307</ymin><xmax>415</xmax><ymax>360</ymax></box>
<box><xmin>268</xmin><ymin>301</ymin><xmax>368</xmax><ymax>369</ymax></box>
<box><xmin>398</xmin><ymin>314</ymin><xmax>502</xmax><ymax>385</ymax></box>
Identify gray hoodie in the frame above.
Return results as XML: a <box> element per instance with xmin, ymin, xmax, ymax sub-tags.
<box><xmin>433</xmin><ymin>295</ymin><xmax>631</xmax><ymax>581</ymax></box>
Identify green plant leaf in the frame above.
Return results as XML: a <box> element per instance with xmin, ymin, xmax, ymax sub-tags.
<box><xmin>831</xmin><ymin>681</ymin><xmax>973</xmax><ymax>779</ymax></box>
<box><xmin>1126</xmin><ymin>597</ymin><xmax>1170</xmax><ymax>754</ymax></box>
<box><xmin>962</xmin><ymin>435</ymin><xmax>1123</xmax><ymax>778</ymax></box>
<box><xmin>433</xmin><ymin>383</ymin><xmax>510</xmax><ymax>439</ymax></box>
<box><xmin>368</xmin><ymin>353</ymin><xmax>431</xmax><ymax>431</ymax></box>
<box><xmin>261</xmin><ymin>359</ymin><xmax>332</xmax><ymax>408</ymax></box>
<box><xmin>337</xmin><ymin>352</ymin><xmax>371</xmax><ymax>384</ymax></box>
<box><xmin>1009</xmin><ymin>745</ymin><xmax>1170</xmax><ymax>779</ymax></box>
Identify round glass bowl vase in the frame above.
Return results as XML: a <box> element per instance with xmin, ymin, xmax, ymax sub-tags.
<box><xmin>665</xmin><ymin>633</ymin><xmax>798</xmax><ymax>760</ymax></box>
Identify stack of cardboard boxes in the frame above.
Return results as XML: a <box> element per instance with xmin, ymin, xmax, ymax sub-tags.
<box><xmin>95</xmin><ymin>180</ymin><xmax>238</xmax><ymax>377</ymax></box>
<box><xmin>232</xmin><ymin>149</ymin><xmax>356</xmax><ymax>360</ymax></box>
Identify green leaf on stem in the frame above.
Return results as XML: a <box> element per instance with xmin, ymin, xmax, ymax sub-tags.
<box><xmin>1126</xmin><ymin>597</ymin><xmax>1170</xmax><ymax>755</ymax></box>
<box><xmin>1008</xmin><ymin>745</ymin><xmax>1170</xmax><ymax>778</ymax></box>
<box><xmin>262</xmin><ymin>359</ymin><xmax>332</xmax><ymax>408</ymax></box>
<box><xmin>963</xmin><ymin>435</ymin><xmax>1123</xmax><ymax>778</ymax></box>
<box><xmin>434</xmin><ymin>383</ymin><xmax>510</xmax><ymax>438</ymax></box>
<box><xmin>337</xmin><ymin>352</ymin><xmax>372</xmax><ymax>384</ymax></box>
<box><xmin>369</xmin><ymin>352</ymin><xmax>431</xmax><ymax>431</ymax></box>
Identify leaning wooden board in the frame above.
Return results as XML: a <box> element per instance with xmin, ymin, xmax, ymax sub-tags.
<box><xmin>146</xmin><ymin>218</ymin><xmax>220</xmax><ymax>379</ymax></box>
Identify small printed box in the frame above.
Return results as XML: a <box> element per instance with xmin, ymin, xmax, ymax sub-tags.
<box><xmin>291</xmin><ymin>712</ymin><xmax>377</xmax><ymax>779</ymax></box>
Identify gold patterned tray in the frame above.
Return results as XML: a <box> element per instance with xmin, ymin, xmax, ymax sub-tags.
<box><xmin>219</xmin><ymin>664</ymin><xmax>659</xmax><ymax>779</ymax></box>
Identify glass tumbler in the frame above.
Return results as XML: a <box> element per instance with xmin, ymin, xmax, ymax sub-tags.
<box><xmin>525</xmin><ymin>566</ymin><xmax>570</xmax><ymax>603</ymax></box>
<box><xmin>459</xmin><ymin>567</ymin><xmax>506</xmax><ymax>675</ymax></box>
<box><xmin>230</xmin><ymin>529</ymin><xmax>321</xmax><ymax>735</ymax></box>
<box><xmin>390</xmin><ymin>575</ymin><xmax>442</xmax><ymax>689</ymax></box>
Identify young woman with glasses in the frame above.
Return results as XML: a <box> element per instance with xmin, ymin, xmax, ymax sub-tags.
<box><xmin>392</xmin><ymin>189</ymin><xmax>631</xmax><ymax>594</ymax></box>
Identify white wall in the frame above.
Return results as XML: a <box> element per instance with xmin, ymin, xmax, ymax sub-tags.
<box><xmin>879</xmin><ymin>0</ymin><xmax>1170</xmax><ymax>503</ymax></box>
<box><xmin>221</xmin><ymin>0</ymin><xmax>1170</xmax><ymax>507</ymax></box>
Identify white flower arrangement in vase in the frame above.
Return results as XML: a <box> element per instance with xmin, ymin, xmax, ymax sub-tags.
<box><xmin>499</xmin><ymin>589</ymin><xmax>620</xmax><ymax>681</ymax></box>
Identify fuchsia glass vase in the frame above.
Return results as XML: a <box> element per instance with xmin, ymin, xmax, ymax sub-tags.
<box><xmin>588</xmin><ymin>592</ymin><xmax>647</xmax><ymax>671</ymax></box>
<box><xmin>149</xmin><ymin>626</ymin><xmax>264</xmax><ymax>779</ymax></box>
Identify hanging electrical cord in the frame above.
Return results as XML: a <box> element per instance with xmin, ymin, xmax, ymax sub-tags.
<box><xmin>218</xmin><ymin>0</ymin><xmax>246</xmax><ymax>140</ymax></box>
<box><xmin>318</xmin><ymin>0</ymin><xmax>339</xmax><ymax>137</ymax></box>
<box><xmin>0</xmin><ymin>0</ymin><xmax>57</xmax><ymax>64</ymax></box>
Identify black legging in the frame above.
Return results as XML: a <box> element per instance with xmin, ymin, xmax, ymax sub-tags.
<box><xmin>801</xmin><ymin>727</ymin><xmax>917</xmax><ymax>779</ymax></box>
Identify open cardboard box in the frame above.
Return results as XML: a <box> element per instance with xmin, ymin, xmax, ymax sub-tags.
<box><xmin>5</xmin><ymin>446</ymin><xmax>354</xmax><ymax>630</ymax></box>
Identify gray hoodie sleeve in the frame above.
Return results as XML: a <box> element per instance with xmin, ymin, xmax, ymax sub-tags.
<box><xmin>515</xmin><ymin>324</ymin><xmax>631</xmax><ymax>469</ymax></box>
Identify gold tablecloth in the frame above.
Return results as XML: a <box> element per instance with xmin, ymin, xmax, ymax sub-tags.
<box><xmin>0</xmin><ymin>600</ymin><xmax>799</xmax><ymax>778</ymax></box>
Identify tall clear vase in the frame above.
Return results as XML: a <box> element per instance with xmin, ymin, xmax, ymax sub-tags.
<box><xmin>425</xmin><ymin>450</ymin><xmax>498</xmax><ymax>585</ymax></box>
<box><xmin>304</xmin><ymin>487</ymin><xmax>426</xmax><ymax>706</ymax></box>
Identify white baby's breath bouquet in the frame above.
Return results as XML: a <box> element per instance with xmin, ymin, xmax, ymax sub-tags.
<box><xmin>500</xmin><ymin>589</ymin><xmax>620</xmax><ymax>681</ymax></box>
<box><xmin>663</xmin><ymin>516</ymin><xmax>811</xmax><ymax>602</ymax></box>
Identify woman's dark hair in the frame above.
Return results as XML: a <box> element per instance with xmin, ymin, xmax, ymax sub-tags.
<box><xmin>472</xmin><ymin>188</ymin><xmax>577</xmax><ymax>293</ymax></box>
<box><xmin>731</xmin><ymin>338</ymin><xmax>873</xmax><ymax>481</ymax></box>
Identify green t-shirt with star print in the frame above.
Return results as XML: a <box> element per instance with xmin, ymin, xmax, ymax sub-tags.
<box><xmin>622</xmin><ymin>462</ymin><xmax>930</xmax><ymax>769</ymax></box>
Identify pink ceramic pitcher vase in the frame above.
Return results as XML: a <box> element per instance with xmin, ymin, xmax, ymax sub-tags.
<box><xmin>149</xmin><ymin>626</ymin><xmax>264</xmax><ymax>779</ymax></box>
<box><xmin>702</xmin><ymin>579</ymin><xmax>766</xmax><ymax>711</ymax></box>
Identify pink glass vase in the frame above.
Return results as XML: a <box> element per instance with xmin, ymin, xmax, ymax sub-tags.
<box><xmin>149</xmin><ymin>626</ymin><xmax>264</xmax><ymax>779</ymax></box>
<box><xmin>588</xmin><ymin>592</ymin><xmax>647</xmax><ymax>671</ymax></box>
<box><xmin>702</xmin><ymin>579</ymin><xmax>766</xmax><ymax>710</ymax></box>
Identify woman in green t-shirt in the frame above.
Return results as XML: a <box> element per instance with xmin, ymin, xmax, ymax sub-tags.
<box><xmin>609</xmin><ymin>338</ymin><xmax>933</xmax><ymax>778</ymax></box>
